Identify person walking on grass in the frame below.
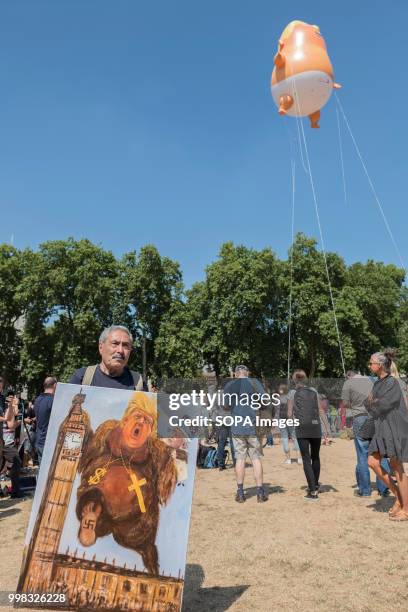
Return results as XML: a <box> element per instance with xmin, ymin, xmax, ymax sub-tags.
<box><xmin>277</xmin><ymin>383</ymin><xmax>301</xmax><ymax>465</ymax></box>
<box><xmin>223</xmin><ymin>365</ymin><xmax>267</xmax><ymax>504</ymax></box>
<box><xmin>288</xmin><ymin>370</ymin><xmax>322</xmax><ymax>501</ymax></box>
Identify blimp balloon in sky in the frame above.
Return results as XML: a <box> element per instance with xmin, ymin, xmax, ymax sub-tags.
<box><xmin>271</xmin><ymin>20</ymin><xmax>341</xmax><ymax>128</ymax></box>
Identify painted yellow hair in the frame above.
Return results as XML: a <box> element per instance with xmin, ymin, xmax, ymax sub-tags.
<box><xmin>123</xmin><ymin>391</ymin><xmax>157</xmax><ymax>436</ymax></box>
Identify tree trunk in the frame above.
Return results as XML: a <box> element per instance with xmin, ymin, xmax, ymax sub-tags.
<box><xmin>142</xmin><ymin>335</ymin><xmax>147</xmax><ymax>383</ymax></box>
<box><xmin>309</xmin><ymin>334</ymin><xmax>316</xmax><ymax>378</ymax></box>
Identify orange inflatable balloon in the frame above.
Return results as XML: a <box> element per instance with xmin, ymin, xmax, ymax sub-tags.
<box><xmin>271</xmin><ymin>21</ymin><xmax>341</xmax><ymax>128</ymax></box>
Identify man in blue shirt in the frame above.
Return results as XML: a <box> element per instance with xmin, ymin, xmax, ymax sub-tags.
<box><xmin>223</xmin><ymin>365</ymin><xmax>267</xmax><ymax>503</ymax></box>
<box><xmin>34</xmin><ymin>376</ymin><xmax>57</xmax><ymax>465</ymax></box>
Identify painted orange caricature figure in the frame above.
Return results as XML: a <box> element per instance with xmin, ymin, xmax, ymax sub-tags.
<box><xmin>271</xmin><ymin>21</ymin><xmax>341</xmax><ymax>128</ymax></box>
<box><xmin>76</xmin><ymin>392</ymin><xmax>177</xmax><ymax>576</ymax></box>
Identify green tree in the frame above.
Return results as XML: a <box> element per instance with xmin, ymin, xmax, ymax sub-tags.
<box><xmin>176</xmin><ymin>242</ymin><xmax>285</xmax><ymax>376</ymax></box>
<box><xmin>0</xmin><ymin>233</ymin><xmax>406</xmax><ymax>391</ymax></box>
<box><xmin>344</xmin><ymin>260</ymin><xmax>405</xmax><ymax>372</ymax></box>
<box><xmin>286</xmin><ymin>235</ymin><xmax>405</xmax><ymax>376</ymax></box>
<box><xmin>122</xmin><ymin>245</ymin><xmax>183</xmax><ymax>377</ymax></box>
<box><xmin>19</xmin><ymin>249</ymin><xmax>53</xmax><ymax>396</ymax></box>
<box><xmin>396</xmin><ymin>287</ymin><xmax>408</xmax><ymax>373</ymax></box>
<box><xmin>155</xmin><ymin>297</ymin><xmax>203</xmax><ymax>378</ymax></box>
<box><xmin>285</xmin><ymin>234</ymin><xmax>347</xmax><ymax>377</ymax></box>
<box><xmin>0</xmin><ymin>245</ymin><xmax>24</xmax><ymax>387</ymax></box>
<box><xmin>20</xmin><ymin>238</ymin><xmax>120</xmax><ymax>388</ymax></box>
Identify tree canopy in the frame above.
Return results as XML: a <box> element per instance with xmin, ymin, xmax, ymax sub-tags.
<box><xmin>2</xmin><ymin>234</ymin><xmax>406</xmax><ymax>394</ymax></box>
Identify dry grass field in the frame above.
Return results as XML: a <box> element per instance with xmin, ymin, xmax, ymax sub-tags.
<box><xmin>2</xmin><ymin>439</ymin><xmax>408</xmax><ymax>611</ymax></box>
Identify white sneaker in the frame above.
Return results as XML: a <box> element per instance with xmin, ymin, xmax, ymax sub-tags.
<box><xmin>297</xmin><ymin>458</ymin><xmax>302</xmax><ymax>465</ymax></box>
<box><xmin>284</xmin><ymin>458</ymin><xmax>291</xmax><ymax>464</ymax></box>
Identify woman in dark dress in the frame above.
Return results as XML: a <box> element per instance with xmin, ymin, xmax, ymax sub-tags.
<box><xmin>366</xmin><ymin>349</ymin><xmax>408</xmax><ymax>521</ymax></box>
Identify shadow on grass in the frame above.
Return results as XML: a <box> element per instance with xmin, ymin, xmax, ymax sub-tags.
<box><xmin>300</xmin><ymin>484</ymin><xmax>339</xmax><ymax>493</ymax></box>
<box><xmin>318</xmin><ymin>484</ymin><xmax>339</xmax><ymax>493</ymax></box>
<box><xmin>0</xmin><ymin>507</ymin><xmax>21</xmax><ymax>520</ymax></box>
<box><xmin>366</xmin><ymin>496</ymin><xmax>396</xmax><ymax>513</ymax></box>
<box><xmin>0</xmin><ymin>496</ymin><xmax>28</xmax><ymax>510</ymax></box>
<box><xmin>245</xmin><ymin>484</ymin><xmax>285</xmax><ymax>499</ymax></box>
<box><xmin>182</xmin><ymin>564</ymin><xmax>249</xmax><ymax>612</ymax></box>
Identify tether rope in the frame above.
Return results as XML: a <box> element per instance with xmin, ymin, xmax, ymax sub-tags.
<box><xmin>295</xmin><ymin>114</ymin><xmax>309</xmax><ymax>174</ymax></box>
<box><xmin>287</xmin><ymin>159</ymin><xmax>295</xmax><ymax>383</ymax></box>
<box><xmin>336</xmin><ymin>105</ymin><xmax>347</xmax><ymax>206</ymax></box>
<box><xmin>289</xmin><ymin>79</ymin><xmax>346</xmax><ymax>377</ymax></box>
<box><xmin>335</xmin><ymin>93</ymin><xmax>406</xmax><ymax>272</ymax></box>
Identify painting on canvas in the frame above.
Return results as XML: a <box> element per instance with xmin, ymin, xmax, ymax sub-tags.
<box><xmin>17</xmin><ymin>384</ymin><xmax>196</xmax><ymax>611</ymax></box>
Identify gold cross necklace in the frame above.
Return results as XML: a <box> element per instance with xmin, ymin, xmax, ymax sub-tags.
<box><xmin>120</xmin><ymin>447</ymin><xmax>147</xmax><ymax>513</ymax></box>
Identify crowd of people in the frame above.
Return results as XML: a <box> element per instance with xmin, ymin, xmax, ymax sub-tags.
<box><xmin>1</xmin><ymin>326</ymin><xmax>408</xmax><ymax>522</ymax></box>
<box><xmin>200</xmin><ymin>349</ymin><xmax>408</xmax><ymax>520</ymax></box>
<box><xmin>0</xmin><ymin>376</ymin><xmax>57</xmax><ymax>497</ymax></box>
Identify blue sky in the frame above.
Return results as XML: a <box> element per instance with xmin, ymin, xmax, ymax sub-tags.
<box><xmin>1</xmin><ymin>0</ymin><xmax>407</xmax><ymax>286</ymax></box>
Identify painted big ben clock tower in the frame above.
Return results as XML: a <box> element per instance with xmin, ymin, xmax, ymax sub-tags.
<box><xmin>18</xmin><ymin>390</ymin><xmax>91</xmax><ymax>594</ymax></box>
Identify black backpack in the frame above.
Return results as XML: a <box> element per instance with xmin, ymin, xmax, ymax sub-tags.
<box><xmin>196</xmin><ymin>444</ymin><xmax>217</xmax><ymax>468</ymax></box>
<box><xmin>293</xmin><ymin>386</ymin><xmax>321</xmax><ymax>438</ymax></box>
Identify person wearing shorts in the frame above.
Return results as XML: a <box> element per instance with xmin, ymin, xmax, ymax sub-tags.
<box><xmin>223</xmin><ymin>365</ymin><xmax>267</xmax><ymax>504</ymax></box>
<box><xmin>233</xmin><ymin>435</ymin><xmax>263</xmax><ymax>462</ymax></box>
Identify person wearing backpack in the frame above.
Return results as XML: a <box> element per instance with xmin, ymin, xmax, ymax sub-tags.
<box><xmin>69</xmin><ymin>325</ymin><xmax>147</xmax><ymax>391</ymax></box>
<box><xmin>67</xmin><ymin>325</ymin><xmax>149</xmax><ymax>544</ymax></box>
<box><xmin>288</xmin><ymin>370</ymin><xmax>322</xmax><ymax>501</ymax></box>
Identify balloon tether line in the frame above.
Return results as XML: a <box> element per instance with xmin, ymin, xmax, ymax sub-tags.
<box><xmin>287</xmin><ymin>159</ymin><xmax>295</xmax><ymax>383</ymax></box>
<box><xmin>336</xmin><ymin>105</ymin><xmax>347</xmax><ymax>206</ymax></box>
<box><xmin>290</xmin><ymin>79</ymin><xmax>346</xmax><ymax>377</ymax></box>
<box><xmin>335</xmin><ymin>93</ymin><xmax>406</xmax><ymax>273</ymax></box>
<box><xmin>295</xmin><ymin>114</ymin><xmax>309</xmax><ymax>174</ymax></box>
